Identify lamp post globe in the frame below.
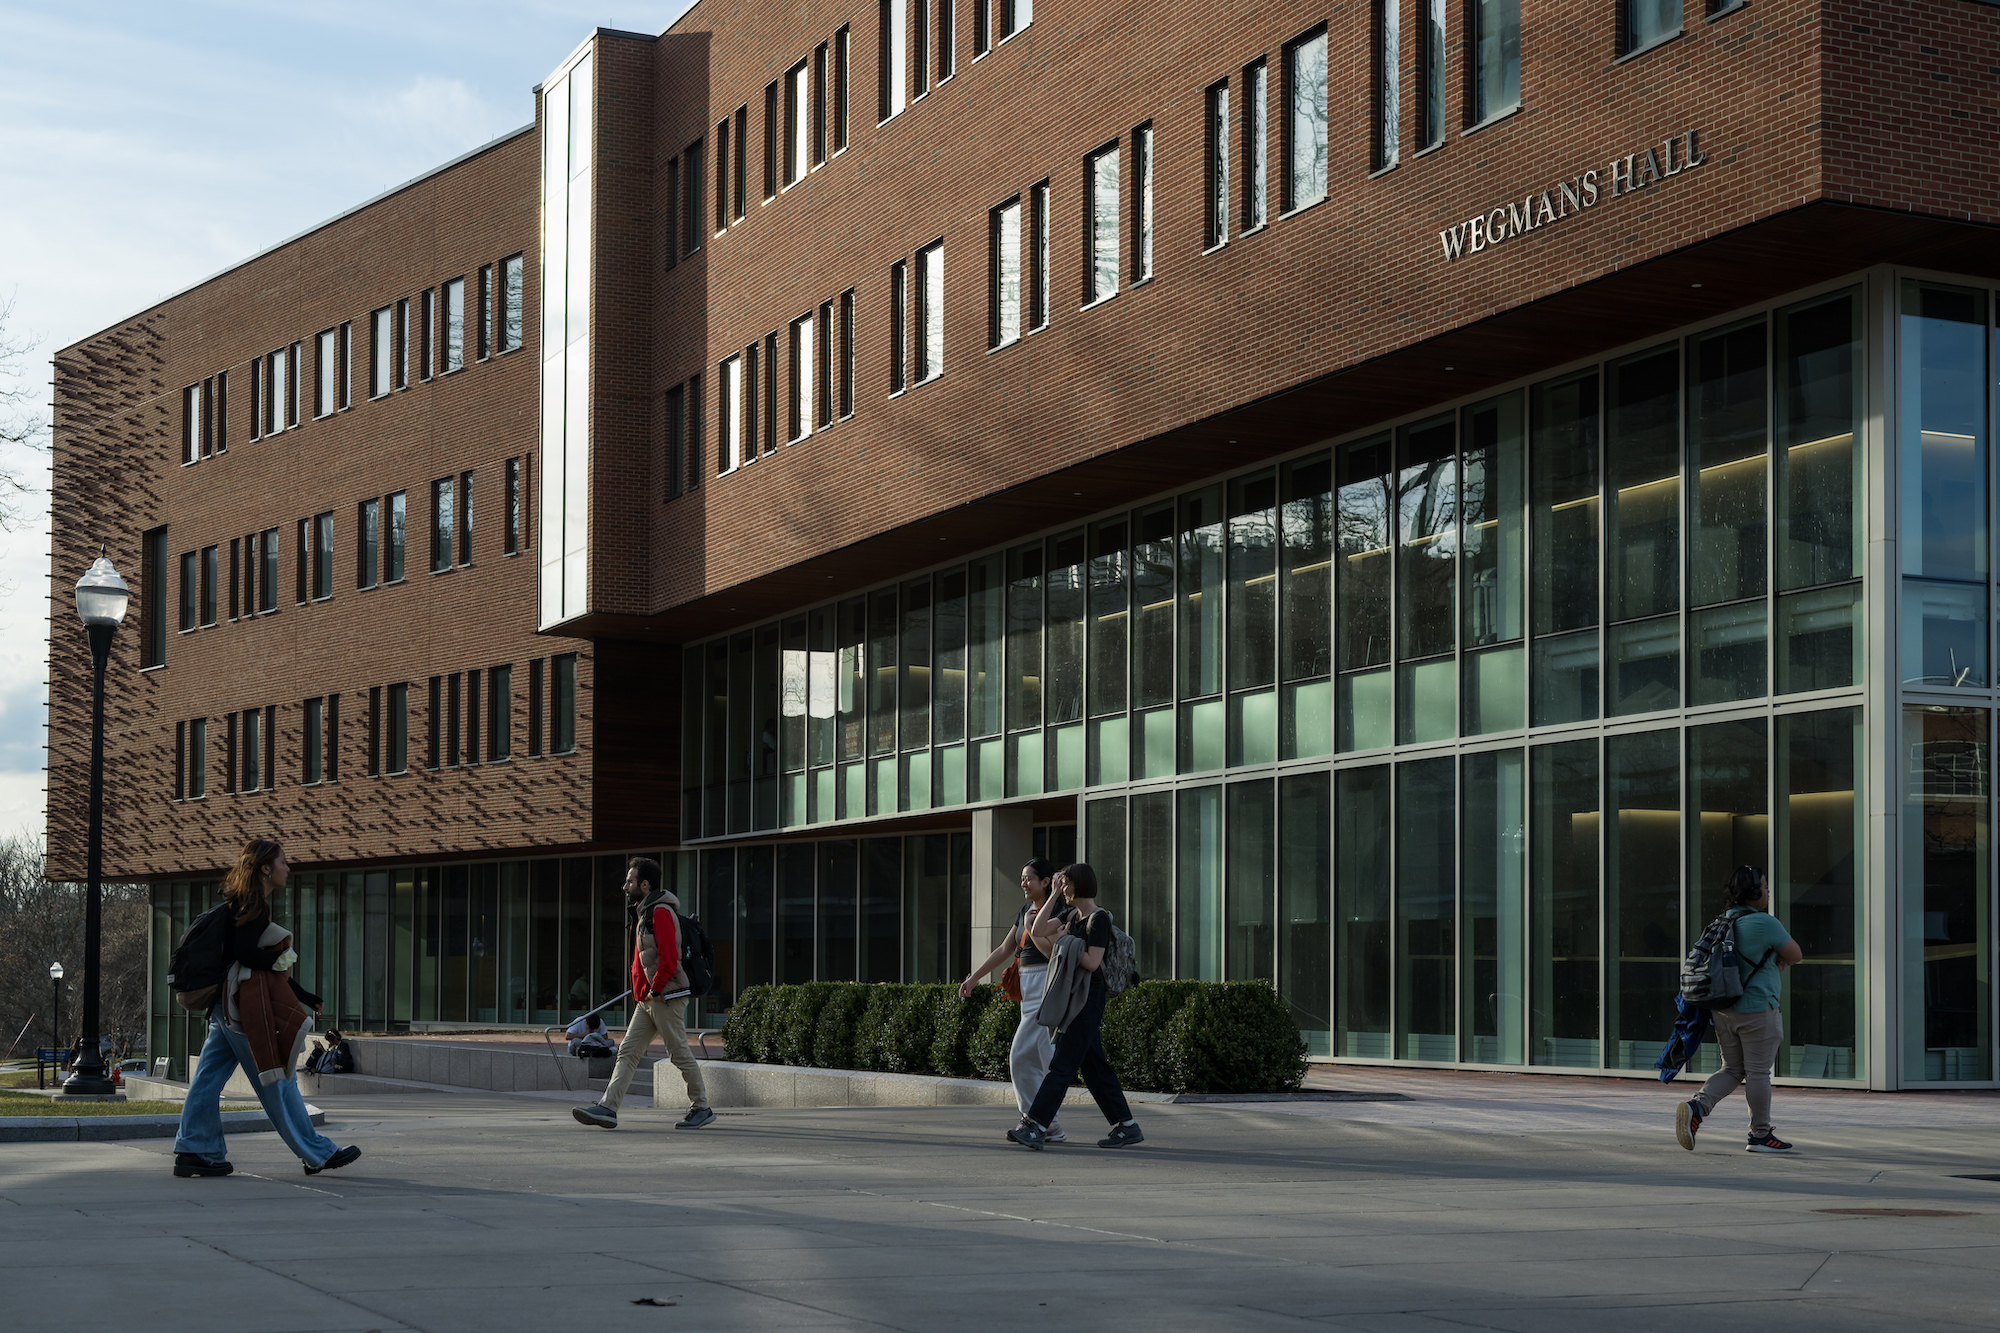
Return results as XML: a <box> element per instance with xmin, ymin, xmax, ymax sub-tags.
<box><xmin>64</xmin><ymin>548</ymin><xmax>128</xmax><ymax>1097</ymax></box>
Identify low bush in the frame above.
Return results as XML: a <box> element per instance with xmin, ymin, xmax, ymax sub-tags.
<box><xmin>927</xmin><ymin>985</ymin><xmax>998</xmax><ymax>1077</ymax></box>
<box><xmin>967</xmin><ymin>992</ymin><xmax>1017</xmax><ymax>1082</ymax></box>
<box><xmin>1160</xmin><ymin>981</ymin><xmax>1308</xmax><ymax>1094</ymax></box>
<box><xmin>777</xmin><ymin>982</ymin><xmax>839</xmax><ymax>1068</ymax></box>
<box><xmin>721</xmin><ymin>985</ymin><xmax>775</xmax><ymax>1063</ymax></box>
<box><xmin>720</xmin><ymin>979</ymin><xmax>1309</xmax><ymax>1096</ymax></box>
<box><xmin>811</xmin><ymin>984</ymin><xmax>870</xmax><ymax>1069</ymax></box>
<box><xmin>1102</xmin><ymin>981</ymin><xmax>1203</xmax><ymax>1092</ymax></box>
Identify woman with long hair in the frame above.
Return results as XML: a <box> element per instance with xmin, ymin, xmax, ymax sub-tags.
<box><xmin>171</xmin><ymin>839</ymin><xmax>361</xmax><ymax>1178</ymax></box>
<box><xmin>958</xmin><ymin>858</ymin><xmax>1068</xmax><ymax>1142</ymax></box>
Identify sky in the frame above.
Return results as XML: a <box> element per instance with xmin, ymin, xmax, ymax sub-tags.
<box><xmin>0</xmin><ymin>0</ymin><xmax>693</xmax><ymax>845</ymax></box>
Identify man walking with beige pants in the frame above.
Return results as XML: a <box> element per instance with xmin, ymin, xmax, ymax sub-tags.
<box><xmin>1678</xmin><ymin>866</ymin><xmax>1803</xmax><ymax>1153</ymax></box>
<box><xmin>572</xmin><ymin>858</ymin><xmax>713</xmax><ymax>1130</ymax></box>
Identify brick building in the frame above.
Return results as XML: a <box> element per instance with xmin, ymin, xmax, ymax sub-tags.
<box><xmin>48</xmin><ymin>0</ymin><xmax>2000</xmax><ymax>1088</ymax></box>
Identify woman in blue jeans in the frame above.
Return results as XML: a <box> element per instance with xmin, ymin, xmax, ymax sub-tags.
<box><xmin>173</xmin><ymin>839</ymin><xmax>360</xmax><ymax>1178</ymax></box>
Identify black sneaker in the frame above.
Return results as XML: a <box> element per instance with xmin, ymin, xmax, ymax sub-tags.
<box><xmin>1098</xmin><ymin>1122</ymin><xmax>1145</xmax><ymax>1149</ymax></box>
<box><xmin>572</xmin><ymin>1102</ymin><xmax>618</xmax><ymax>1129</ymax></box>
<box><xmin>676</xmin><ymin>1106</ymin><xmax>717</xmax><ymax>1129</ymax></box>
<box><xmin>173</xmin><ymin>1153</ymin><xmax>233</xmax><ymax>1178</ymax></box>
<box><xmin>1675</xmin><ymin>1099</ymin><xmax>1703</xmax><ymax>1151</ymax></box>
<box><xmin>1746</xmin><ymin>1131</ymin><xmax>1794</xmax><ymax>1154</ymax></box>
<box><xmin>304</xmin><ymin>1145</ymin><xmax>361</xmax><ymax>1176</ymax></box>
<box><xmin>1006</xmin><ymin>1121</ymin><xmax>1048</xmax><ymax>1151</ymax></box>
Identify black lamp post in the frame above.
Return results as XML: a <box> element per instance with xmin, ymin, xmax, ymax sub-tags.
<box><xmin>62</xmin><ymin>549</ymin><xmax>128</xmax><ymax>1098</ymax></box>
<box><xmin>49</xmin><ymin>960</ymin><xmax>63</xmax><ymax>1052</ymax></box>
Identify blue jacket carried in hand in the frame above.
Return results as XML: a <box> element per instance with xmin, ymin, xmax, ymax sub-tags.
<box><xmin>1655</xmin><ymin>994</ymin><xmax>1711</xmax><ymax>1082</ymax></box>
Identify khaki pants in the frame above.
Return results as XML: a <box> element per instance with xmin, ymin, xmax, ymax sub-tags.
<box><xmin>1697</xmin><ymin>1006</ymin><xmax>1782</xmax><ymax>1137</ymax></box>
<box><xmin>601</xmin><ymin>996</ymin><xmax>708</xmax><ymax>1113</ymax></box>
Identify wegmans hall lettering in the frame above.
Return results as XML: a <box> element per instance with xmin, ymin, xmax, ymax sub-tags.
<box><xmin>1437</xmin><ymin>130</ymin><xmax>1707</xmax><ymax>262</ymax></box>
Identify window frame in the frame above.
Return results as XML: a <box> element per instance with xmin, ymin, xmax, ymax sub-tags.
<box><xmin>443</xmin><ymin>276</ymin><xmax>466</xmax><ymax>372</ymax></box>
<box><xmin>990</xmin><ymin>196</ymin><xmax>1023</xmax><ymax>349</ymax></box>
<box><xmin>1083</xmin><ymin>141</ymin><xmax>1122</xmax><ymax>307</ymax></box>
<box><xmin>916</xmin><ymin>239</ymin><xmax>944</xmax><ymax>383</ymax></box>
<box><xmin>1281</xmin><ymin>25</ymin><xmax>1330</xmax><ymax>214</ymax></box>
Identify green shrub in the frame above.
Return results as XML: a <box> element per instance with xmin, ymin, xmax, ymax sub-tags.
<box><xmin>722</xmin><ymin>986</ymin><xmax>775</xmax><ymax>1063</ymax></box>
<box><xmin>883</xmin><ymin>984</ymin><xmax>946</xmax><ymax>1073</ymax></box>
<box><xmin>927</xmin><ymin>985</ymin><xmax>998</xmax><ymax>1077</ymax></box>
<box><xmin>1102</xmin><ymin>980</ymin><xmax>1203</xmax><ymax>1092</ymax></box>
<box><xmin>1160</xmin><ymin>981</ymin><xmax>1308</xmax><ymax>1094</ymax></box>
<box><xmin>812</xmin><ymin>984</ymin><xmax>870</xmax><ymax>1069</ymax></box>
<box><xmin>967</xmin><ymin>991</ymin><xmax>1018</xmax><ymax>1082</ymax></box>
<box><xmin>776</xmin><ymin>982</ymin><xmax>840</xmax><ymax>1068</ymax></box>
<box><xmin>851</xmin><ymin>985</ymin><xmax>905</xmax><ymax>1071</ymax></box>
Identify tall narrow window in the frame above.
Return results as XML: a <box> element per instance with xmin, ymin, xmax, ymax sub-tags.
<box><xmin>228</xmin><ymin>539</ymin><xmax>240</xmax><ymax>621</ymax></box>
<box><xmin>684</xmin><ymin>141</ymin><xmax>704</xmax><ymax>253</ymax></box>
<box><xmin>812</xmin><ymin>44</ymin><xmax>828</xmax><ymax>167</ymax></box>
<box><xmin>834</xmin><ymin>26</ymin><xmax>851</xmax><ymax>151</ymax></box>
<box><xmin>313</xmin><ymin>511</ymin><xmax>333</xmax><ymax>600</ymax></box>
<box><xmin>200</xmin><ymin>545</ymin><xmax>217</xmax><ymax>626</ymax></box>
<box><xmin>529</xmin><ymin>657</ymin><xmax>545</xmax><ymax>757</ymax></box>
<box><xmin>447</xmin><ymin>673</ymin><xmax>462</xmax><ymax>767</ymax></box>
<box><xmin>890</xmin><ymin>259</ymin><xmax>908</xmax><ymax>393</ymax></box>
<box><xmin>338</xmin><ymin>323</ymin><xmax>351</xmax><ymax>408</ymax></box>
<box><xmin>466</xmin><ymin>668</ymin><xmax>481</xmax><ymax>764</ymax></box>
<box><xmin>879</xmin><ymin>0</ymin><xmax>907</xmax><ymax>121</ymax></box>
<box><xmin>286</xmin><ymin>343</ymin><xmax>300</xmax><ymax>427</ymax></box>
<box><xmin>367</xmin><ymin>687</ymin><xmax>381</xmax><ymax>777</ymax></box>
<box><xmin>916</xmin><ymin>241</ymin><xmax>943</xmax><ymax>382</ymax></box>
<box><xmin>715</xmin><ymin>117</ymin><xmax>730</xmax><ymax>229</ymax></box>
<box><xmin>395</xmin><ymin>297</ymin><xmax>409</xmax><ymax>387</ymax></box>
<box><xmin>745</xmin><ymin>342</ymin><xmax>761</xmax><ymax>453</ymax></box>
<box><xmin>1029</xmin><ymin>180</ymin><xmax>1050</xmax><ymax>330</ymax></box>
<box><xmin>817</xmin><ymin>299</ymin><xmax>834</xmax><ymax>428</ymax></box>
<box><xmin>1377</xmin><ymin>1</ymin><xmax>1404</xmax><ymax>168</ymax></box>
<box><xmin>720</xmin><ymin>354</ymin><xmax>743</xmax><ymax>473</ymax></box>
<box><xmin>388</xmin><ymin>682</ymin><xmax>409</xmax><ymax>773</ymax></box>
<box><xmin>1131</xmin><ymin>123</ymin><xmax>1154</xmax><ymax>284</ymax></box>
<box><xmin>304</xmin><ymin>697</ymin><xmax>324</xmax><ymax>784</ymax></box>
<box><xmin>260</xmin><ymin>526</ymin><xmax>278</xmax><ymax>610</ymax></box>
<box><xmin>178</xmin><ymin>550</ymin><xmax>197</xmax><ymax>631</ymax></box>
<box><xmin>1470</xmin><ymin>0</ymin><xmax>1521</xmax><ymax>125</ymax></box>
<box><xmin>839</xmin><ymin>289</ymin><xmax>856</xmax><ymax>417</ymax></box>
<box><xmin>991</xmin><ymin>199</ymin><xmax>1022</xmax><ymax>348</ymax></box>
<box><xmin>140</xmin><ymin>527</ymin><xmax>167</xmax><ymax>667</ymax></box>
<box><xmin>764</xmin><ymin>332</ymin><xmax>780</xmax><ymax>452</ymax></box>
<box><xmin>553</xmin><ymin>653</ymin><xmax>578</xmax><ymax>753</ymax></box>
<box><xmin>914</xmin><ymin>0</ymin><xmax>931</xmax><ymax>98</ymax></box>
<box><xmin>358</xmin><ymin>497</ymin><xmax>379</xmax><ymax>589</ymax></box>
<box><xmin>384</xmin><ymin>494</ymin><xmax>405</xmax><ymax>583</ymax></box>
<box><xmin>1422</xmin><ymin>0</ymin><xmax>1444</xmax><ymax>149</ymax></box>
<box><xmin>786</xmin><ymin>61</ymin><xmax>809</xmax><ymax>185</ymax></box>
<box><xmin>733</xmin><ymin>105</ymin><xmax>748</xmax><ymax>218</ymax></box>
<box><xmin>241</xmin><ymin>531</ymin><xmax>255</xmax><ymax>617</ymax></box>
<box><xmin>457</xmin><ymin>471</ymin><xmax>473</xmax><ymax>565</ymax></box>
<box><xmin>188</xmin><ymin>717</ymin><xmax>206</xmax><ymax>797</ymax></box>
<box><xmin>241</xmin><ymin>708</ymin><xmax>262</xmax><ymax>792</ymax></box>
<box><xmin>213</xmin><ymin>370</ymin><xmax>227</xmax><ymax>453</ymax></box>
<box><xmin>764</xmin><ymin>80</ymin><xmax>780</xmax><ymax>200</ymax></box>
<box><xmin>1623</xmin><ymin>0</ymin><xmax>1683</xmax><ymax>56</ymax></box>
<box><xmin>182</xmin><ymin>382</ymin><xmax>201</xmax><ymax>464</ymax></box>
<box><xmin>505</xmin><ymin>457</ymin><xmax>522</xmax><ymax>555</ymax></box>
<box><xmin>249</xmin><ymin>347</ymin><xmax>263</xmax><ymax>440</ymax></box>
<box><xmin>1205</xmin><ymin>82</ymin><xmax>1229</xmax><ymax>248</ymax></box>
<box><xmin>371</xmin><ymin>307</ymin><xmax>392</xmax><ymax>396</ymax></box>
<box><xmin>490</xmin><ymin>665</ymin><xmax>512</xmax><ymax>761</ymax></box>
<box><xmin>938</xmin><ymin>2</ymin><xmax>955</xmax><ymax>80</ymax></box>
<box><xmin>789</xmin><ymin>313</ymin><xmax>815</xmax><ymax>440</ymax></box>
<box><xmin>316</xmin><ymin>329</ymin><xmax>337</xmax><ymax>416</ymax></box>
<box><xmin>975</xmin><ymin>0</ymin><xmax>991</xmax><ymax>55</ymax></box>
<box><xmin>1283</xmin><ymin>27</ymin><xmax>1329</xmax><ymax>210</ymax></box>
<box><xmin>266</xmin><ymin>347</ymin><xmax>287</xmax><ymax>435</ymax></box>
<box><xmin>320</xmin><ymin>697</ymin><xmax>334</xmax><ymax>782</ymax></box>
<box><xmin>665</xmin><ymin>384</ymin><xmax>685</xmax><ymax>500</ymax></box>
<box><xmin>295</xmin><ymin>520</ymin><xmax>307</xmax><ymax>604</ymax></box>
<box><xmin>432</xmin><ymin>478</ymin><xmax>454</xmax><ymax>572</ymax></box>
<box><xmin>427</xmin><ymin>676</ymin><xmax>441</xmax><ymax>769</ymax></box>
<box><xmin>500</xmin><ymin>254</ymin><xmax>524</xmax><ymax>351</ymax></box>
<box><xmin>419</xmin><ymin>288</ymin><xmax>434</xmax><ymax>380</ymax></box>
<box><xmin>477</xmin><ymin>264</ymin><xmax>491</xmax><ymax>359</ymax></box>
<box><xmin>1085</xmin><ymin>143</ymin><xmax>1120</xmax><ymax>304</ymax></box>
<box><xmin>443</xmin><ymin>277</ymin><xmax>465</xmax><ymax>371</ymax></box>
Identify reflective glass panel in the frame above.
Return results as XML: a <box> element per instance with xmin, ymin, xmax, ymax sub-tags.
<box><xmin>1088</xmin><ymin>520</ymin><xmax>1130</xmax><ymax>717</ymax></box>
<box><xmin>1688</xmin><ymin>318</ymin><xmax>1767</xmax><ymax>608</ymax></box>
<box><xmin>1606</xmin><ymin>346</ymin><xmax>1681</xmax><ymax>623</ymax></box>
<box><xmin>1046</xmin><ymin>531</ymin><xmax>1086</xmax><ymax>725</ymax></box>
<box><xmin>1607</xmin><ymin>613</ymin><xmax>1679</xmax><ymax>716</ymax></box>
<box><xmin>1130</xmin><ymin>791</ymin><xmax>1174</xmax><ymax>981</ymax></box>
<box><xmin>1902</xmin><ymin>577</ymin><xmax>1986</xmax><ymax>688</ymax></box>
<box><xmin>1902</xmin><ymin>706</ymin><xmax>1991</xmax><ymax>1081</ymax></box>
<box><xmin>1397</xmin><ymin>414</ymin><xmax>1457</xmax><ymax>663</ymax></box>
<box><xmin>1228</xmin><ymin>471</ymin><xmax>1278</xmax><ymax>691</ymax></box>
<box><xmin>1396</xmin><ymin>757</ymin><xmax>1456</xmax><ymax>1061</ymax></box>
<box><xmin>1462</xmin><ymin>748</ymin><xmax>1524</xmax><ymax>1064</ymax></box>
<box><xmin>1335</xmin><ymin>764</ymin><xmax>1392</xmax><ymax>1057</ymax></box>
<box><xmin>1899</xmin><ymin>282</ymin><xmax>1987</xmax><ymax>584</ymax></box>
<box><xmin>1133</xmin><ymin>503</ymin><xmax>1176</xmax><ymax>710</ymax></box>
<box><xmin>1531</xmin><ymin>739</ymin><xmax>1599</xmax><ymax>1066</ymax></box>
<box><xmin>1688</xmin><ymin>600</ymin><xmax>1766</xmax><ymax>705</ymax></box>
<box><xmin>1224</xmin><ymin>780</ymin><xmax>1274</xmax><ymax>983</ymax></box>
<box><xmin>1777</xmin><ymin>583</ymin><xmax>1860</xmax><ymax>694</ymax></box>
<box><xmin>1179</xmin><ymin>487</ymin><xmax>1225</xmax><ymax>700</ymax></box>
<box><xmin>1531</xmin><ymin>371</ymin><xmax>1600</xmax><ymax>636</ymax></box>
<box><xmin>1462</xmin><ymin>392</ymin><xmax>1523</xmax><ymax>648</ymax></box>
<box><xmin>1532</xmin><ymin>628</ymin><xmax>1598</xmax><ymax>727</ymax></box>
<box><xmin>1776</xmin><ymin>290</ymin><xmax>1861</xmax><ymax>590</ymax></box>
<box><xmin>1278</xmin><ymin>771</ymin><xmax>1331</xmax><ymax>1055</ymax></box>
<box><xmin>1337</xmin><ymin>435</ymin><xmax>1393</xmax><ymax>671</ymax></box>
<box><xmin>1777</xmin><ymin>707</ymin><xmax>1860</xmax><ymax>1080</ymax></box>
<box><xmin>1005</xmin><ymin>544</ymin><xmax>1043</xmax><ymax>731</ymax></box>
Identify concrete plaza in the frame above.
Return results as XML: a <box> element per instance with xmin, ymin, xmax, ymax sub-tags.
<box><xmin>3</xmin><ymin>1071</ymin><xmax>1998</xmax><ymax>1331</ymax></box>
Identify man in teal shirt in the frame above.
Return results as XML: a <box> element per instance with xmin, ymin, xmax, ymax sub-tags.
<box><xmin>1677</xmin><ymin>866</ymin><xmax>1805</xmax><ymax>1153</ymax></box>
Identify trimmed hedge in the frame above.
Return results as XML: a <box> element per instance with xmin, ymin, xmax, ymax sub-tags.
<box><xmin>717</xmin><ymin>978</ymin><xmax>1306</xmax><ymax>1094</ymax></box>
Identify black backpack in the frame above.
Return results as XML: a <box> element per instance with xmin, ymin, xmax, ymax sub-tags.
<box><xmin>166</xmin><ymin>903</ymin><xmax>234</xmax><ymax>1011</ymax></box>
<box><xmin>638</xmin><ymin>896</ymin><xmax>715</xmax><ymax>999</ymax></box>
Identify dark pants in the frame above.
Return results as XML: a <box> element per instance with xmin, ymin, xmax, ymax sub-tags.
<box><xmin>1026</xmin><ymin>984</ymin><xmax>1133</xmax><ymax>1129</ymax></box>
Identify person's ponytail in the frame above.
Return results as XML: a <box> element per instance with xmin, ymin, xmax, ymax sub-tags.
<box><xmin>224</xmin><ymin>839</ymin><xmax>283</xmax><ymax>924</ymax></box>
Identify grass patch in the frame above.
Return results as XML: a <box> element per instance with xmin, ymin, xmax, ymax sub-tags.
<box><xmin>0</xmin><ymin>1090</ymin><xmax>260</xmax><ymax>1118</ymax></box>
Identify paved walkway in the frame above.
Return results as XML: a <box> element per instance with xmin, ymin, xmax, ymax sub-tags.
<box><xmin>4</xmin><ymin>1083</ymin><xmax>1998</xmax><ymax>1331</ymax></box>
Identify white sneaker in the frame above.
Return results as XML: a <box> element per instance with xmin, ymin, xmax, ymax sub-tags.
<box><xmin>1045</xmin><ymin>1122</ymin><xmax>1067</xmax><ymax>1144</ymax></box>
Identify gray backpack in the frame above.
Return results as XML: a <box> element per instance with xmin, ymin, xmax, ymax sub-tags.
<box><xmin>1095</xmin><ymin>910</ymin><xmax>1139</xmax><ymax>997</ymax></box>
<box><xmin>1679</xmin><ymin>908</ymin><xmax>1771</xmax><ymax>1007</ymax></box>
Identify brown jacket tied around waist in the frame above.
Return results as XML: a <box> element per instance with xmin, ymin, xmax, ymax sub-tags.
<box><xmin>235</xmin><ymin>925</ymin><xmax>312</xmax><ymax>1085</ymax></box>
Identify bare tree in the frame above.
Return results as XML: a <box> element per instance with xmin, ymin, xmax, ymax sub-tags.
<box><xmin>0</xmin><ymin>294</ymin><xmax>49</xmax><ymax>533</ymax></box>
<box><xmin>0</xmin><ymin>833</ymin><xmax>149</xmax><ymax>1060</ymax></box>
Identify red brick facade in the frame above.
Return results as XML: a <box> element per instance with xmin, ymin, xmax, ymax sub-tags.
<box><xmin>48</xmin><ymin>0</ymin><xmax>2000</xmax><ymax>879</ymax></box>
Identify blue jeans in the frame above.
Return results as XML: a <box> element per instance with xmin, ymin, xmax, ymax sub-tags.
<box><xmin>173</xmin><ymin>1013</ymin><xmax>339</xmax><ymax>1167</ymax></box>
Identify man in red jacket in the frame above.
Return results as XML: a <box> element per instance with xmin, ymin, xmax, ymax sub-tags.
<box><xmin>572</xmin><ymin>859</ymin><xmax>714</xmax><ymax>1130</ymax></box>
